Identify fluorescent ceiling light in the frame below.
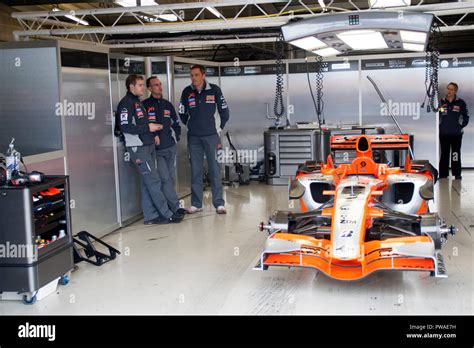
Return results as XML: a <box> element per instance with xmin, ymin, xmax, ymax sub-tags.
<box><xmin>337</xmin><ymin>30</ymin><xmax>388</xmax><ymax>50</ymax></box>
<box><xmin>138</xmin><ymin>14</ymin><xmax>177</xmax><ymax>22</ymax></box>
<box><xmin>115</xmin><ymin>0</ymin><xmax>157</xmax><ymax>7</ymax></box>
<box><xmin>52</xmin><ymin>8</ymin><xmax>89</xmax><ymax>25</ymax></box>
<box><xmin>290</xmin><ymin>36</ymin><xmax>327</xmax><ymax>51</ymax></box>
<box><xmin>369</xmin><ymin>0</ymin><xmax>411</xmax><ymax>8</ymax></box>
<box><xmin>115</xmin><ymin>0</ymin><xmax>178</xmax><ymax>21</ymax></box>
<box><xmin>403</xmin><ymin>42</ymin><xmax>425</xmax><ymax>52</ymax></box>
<box><xmin>313</xmin><ymin>47</ymin><xmax>340</xmax><ymax>57</ymax></box>
<box><xmin>400</xmin><ymin>30</ymin><xmax>426</xmax><ymax>43</ymax></box>
<box><xmin>206</xmin><ymin>7</ymin><xmax>222</xmax><ymax>18</ymax></box>
<box><xmin>156</xmin><ymin>14</ymin><xmax>178</xmax><ymax>21</ymax></box>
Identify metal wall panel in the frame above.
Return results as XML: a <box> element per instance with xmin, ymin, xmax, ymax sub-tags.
<box><xmin>27</xmin><ymin>158</ymin><xmax>65</xmax><ymax>175</ymax></box>
<box><xmin>220</xmin><ymin>74</ymin><xmax>285</xmax><ymax>163</ymax></box>
<box><xmin>360</xmin><ymin>66</ymin><xmax>437</xmax><ymax>165</ymax></box>
<box><xmin>0</xmin><ymin>45</ymin><xmax>63</xmax><ymax>156</ymax></box>
<box><xmin>439</xmin><ymin>59</ymin><xmax>474</xmax><ymax>167</ymax></box>
<box><xmin>288</xmin><ymin>68</ymin><xmax>360</xmax><ymax>125</ymax></box>
<box><xmin>220</xmin><ymin>63</ymin><xmax>359</xmax><ymax>164</ymax></box>
<box><xmin>61</xmin><ymin>65</ymin><xmax>118</xmax><ymax>237</ymax></box>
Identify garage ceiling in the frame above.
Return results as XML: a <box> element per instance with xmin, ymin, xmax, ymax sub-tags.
<box><xmin>4</xmin><ymin>0</ymin><xmax>474</xmax><ymax>61</ymax></box>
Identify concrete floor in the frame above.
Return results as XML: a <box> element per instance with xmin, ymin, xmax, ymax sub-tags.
<box><xmin>1</xmin><ymin>172</ymin><xmax>472</xmax><ymax>315</ymax></box>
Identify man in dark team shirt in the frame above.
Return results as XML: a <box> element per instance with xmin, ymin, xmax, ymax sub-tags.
<box><xmin>116</xmin><ymin>74</ymin><xmax>183</xmax><ymax>225</ymax></box>
<box><xmin>143</xmin><ymin>76</ymin><xmax>184</xmax><ymax>217</ymax></box>
<box><xmin>438</xmin><ymin>82</ymin><xmax>470</xmax><ymax>180</ymax></box>
<box><xmin>178</xmin><ymin>65</ymin><xmax>230</xmax><ymax>215</ymax></box>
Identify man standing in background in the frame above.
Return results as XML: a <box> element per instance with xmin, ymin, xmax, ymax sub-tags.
<box><xmin>178</xmin><ymin>65</ymin><xmax>230</xmax><ymax>214</ymax></box>
<box><xmin>143</xmin><ymin>76</ymin><xmax>185</xmax><ymax>217</ymax></box>
<box><xmin>438</xmin><ymin>82</ymin><xmax>470</xmax><ymax>180</ymax></box>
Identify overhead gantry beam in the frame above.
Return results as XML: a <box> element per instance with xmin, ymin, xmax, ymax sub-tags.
<box><xmin>10</xmin><ymin>0</ymin><xmax>474</xmax><ymax>46</ymax></box>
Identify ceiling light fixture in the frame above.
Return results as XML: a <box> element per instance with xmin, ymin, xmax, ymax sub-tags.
<box><xmin>369</xmin><ymin>0</ymin><xmax>411</xmax><ymax>8</ymax></box>
<box><xmin>281</xmin><ymin>11</ymin><xmax>433</xmax><ymax>57</ymax></box>
<box><xmin>313</xmin><ymin>47</ymin><xmax>340</xmax><ymax>57</ymax></box>
<box><xmin>337</xmin><ymin>30</ymin><xmax>388</xmax><ymax>50</ymax></box>
<box><xmin>403</xmin><ymin>42</ymin><xmax>425</xmax><ymax>52</ymax></box>
<box><xmin>115</xmin><ymin>1</ymin><xmax>177</xmax><ymax>21</ymax></box>
<box><xmin>290</xmin><ymin>36</ymin><xmax>327</xmax><ymax>51</ymax></box>
<box><xmin>400</xmin><ymin>30</ymin><xmax>427</xmax><ymax>43</ymax></box>
<box><xmin>115</xmin><ymin>0</ymin><xmax>157</xmax><ymax>6</ymax></box>
<box><xmin>206</xmin><ymin>7</ymin><xmax>222</xmax><ymax>18</ymax></box>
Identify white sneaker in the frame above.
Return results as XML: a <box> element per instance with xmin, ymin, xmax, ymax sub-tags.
<box><xmin>186</xmin><ymin>206</ymin><xmax>203</xmax><ymax>214</ymax></box>
<box><xmin>216</xmin><ymin>206</ymin><xmax>227</xmax><ymax>214</ymax></box>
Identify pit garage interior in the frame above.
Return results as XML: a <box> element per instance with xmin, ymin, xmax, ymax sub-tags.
<box><xmin>0</xmin><ymin>0</ymin><xmax>473</xmax><ymax>315</ymax></box>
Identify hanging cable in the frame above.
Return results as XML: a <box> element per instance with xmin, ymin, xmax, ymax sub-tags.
<box><xmin>305</xmin><ymin>55</ymin><xmax>321</xmax><ymax>127</ymax></box>
<box><xmin>305</xmin><ymin>54</ymin><xmax>327</xmax><ymax>127</ymax></box>
<box><xmin>423</xmin><ymin>24</ymin><xmax>441</xmax><ymax>113</ymax></box>
<box><xmin>273</xmin><ymin>32</ymin><xmax>285</xmax><ymax>126</ymax></box>
<box><xmin>315</xmin><ymin>54</ymin><xmax>327</xmax><ymax>124</ymax></box>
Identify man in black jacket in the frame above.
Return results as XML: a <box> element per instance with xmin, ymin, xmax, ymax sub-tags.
<box><xmin>143</xmin><ymin>76</ymin><xmax>183</xmax><ymax>216</ymax></box>
<box><xmin>438</xmin><ymin>82</ymin><xmax>470</xmax><ymax>180</ymax></box>
<box><xmin>178</xmin><ymin>65</ymin><xmax>230</xmax><ymax>214</ymax></box>
<box><xmin>116</xmin><ymin>74</ymin><xmax>183</xmax><ymax>224</ymax></box>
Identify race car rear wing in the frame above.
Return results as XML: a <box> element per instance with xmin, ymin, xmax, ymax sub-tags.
<box><xmin>330</xmin><ymin>134</ymin><xmax>410</xmax><ymax>151</ymax></box>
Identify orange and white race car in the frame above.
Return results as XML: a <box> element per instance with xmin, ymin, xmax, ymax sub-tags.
<box><xmin>255</xmin><ymin>134</ymin><xmax>456</xmax><ymax>281</ymax></box>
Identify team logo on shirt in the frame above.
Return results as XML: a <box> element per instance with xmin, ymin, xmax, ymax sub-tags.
<box><xmin>120</xmin><ymin>108</ymin><xmax>128</xmax><ymax>124</ymax></box>
<box><xmin>147</xmin><ymin>106</ymin><xmax>156</xmax><ymax>118</ymax></box>
<box><xmin>178</xmin><ymin>102</ymin><xmax>185</xmax><ymax>114</ymax></box>
<box><xmin>452</xmin><ymin>105</ymin><xmax>460</xmax><ymax>112</ymax></box>
<box><xmin>164</xmin><ymin>109</ymin><xmax>171</xmax><ymax>117</ymax></box>
<box><xmin>133</xmin><ymin>103</ymin><xmax>144</xmax><ymax>118</ymax></box>
<box><xmin>188</xmin><ymin>97</ymin><xmax>196</xmax><ymax>108</ymax></box>
<box><xmin>205</xmin><ymin>95</ymin><xmax>216</xmax><ymax>104</ymax></box>
<box><xmin>220</xmin><ymin>95</ymin><xmax>228</xmax><ymax>109</ymax></box>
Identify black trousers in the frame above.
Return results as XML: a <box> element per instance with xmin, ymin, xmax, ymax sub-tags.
<box><xmin>439</xmin><ymin>134</ymin><xmax>463</xmax><ymax>178</ymax></box>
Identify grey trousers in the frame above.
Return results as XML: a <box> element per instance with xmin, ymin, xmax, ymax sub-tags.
<box><xmin>156</xmin><ymin>144</ymin><xmax>179</xmax><ymax>212</ymax></box>
<box><xmin>128</xmin><ymin>144</ymin><xmax>173</xmax><ymax>222</ymax></box>
<box><xmin>188</xmin><ymin>134</ymin><xmax>225</xmax><ymax>209</ymax></box>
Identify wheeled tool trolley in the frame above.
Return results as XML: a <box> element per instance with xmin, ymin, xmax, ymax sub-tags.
<box><xmin>0</xmin><ymin>176</ymin><xmax>74</xmax><ymax>304</ymax></box>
